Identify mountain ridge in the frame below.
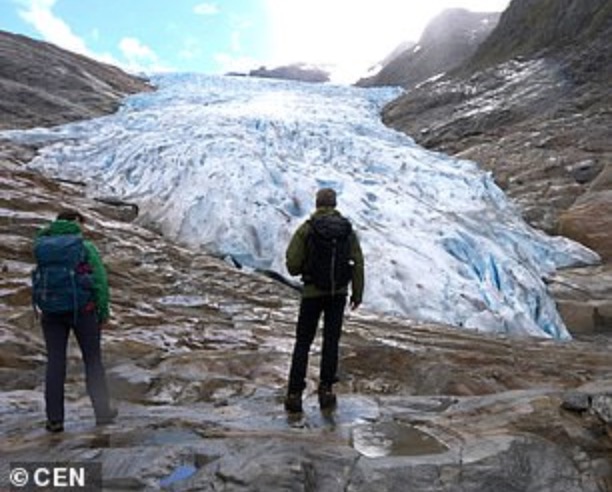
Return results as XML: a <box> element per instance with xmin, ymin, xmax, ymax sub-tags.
<box><xmin>0</xmin><ymin>30</ymin><xmax>152</xmax><ymax>130</ymax></box>
<box><xmin>356</xmin><ymin>8</ymin><xmax>500</xmax><ymax>89</ymax></box>
<box><xmin>465</xmin><ymin>0</ymin><xmax>611</xmax><ymax>71</ymax></box>
<box><xmin>382</xmin><ymin>0</ymin><xmax>611</xmax><ymax>257</ymax></box>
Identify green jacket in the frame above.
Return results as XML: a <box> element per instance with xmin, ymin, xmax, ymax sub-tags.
<box><xmin>35</xmin><ymin>220</ymin><xmax>110</xmax><ymax>322</ymax></box>
<box><xmin>286</xmin><ymin>207</ymin><xmax>364</xmax><ymax>303</ymax></box>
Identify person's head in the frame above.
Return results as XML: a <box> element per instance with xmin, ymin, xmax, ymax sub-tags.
<box><xmin>56</xmin><ymin>209</ymin><xmax>85</xmax><ymax>225</ymax></box>
<box><xmin>315</xmin><ymin>188</ymin><xmax>337</xmax><ymax>209</ymax></box>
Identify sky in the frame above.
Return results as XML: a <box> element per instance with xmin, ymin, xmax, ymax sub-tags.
<box><xmin>0</xmin><ymin>0</ymin><xmax>511</xmax><ymax>82</ymax></box>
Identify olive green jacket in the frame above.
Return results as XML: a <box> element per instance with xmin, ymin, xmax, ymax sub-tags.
<box><xmin>35</xmin><ymin>219</ymin><xmax>110</xmax><ymax>322</ymax></box>
<box><xmin>285</xmin><ymin>207</ymin><xmax>364</xmax><ymax>304</ymax></box>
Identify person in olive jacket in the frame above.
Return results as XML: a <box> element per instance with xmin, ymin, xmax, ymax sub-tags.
<box><xmin>284</xmin><ymin>188</ymin><xmax>364</xmax><ymax>413</ymax></box>
<box><xmin>34</xmin><ymin>209</ymin><xmax>116</xmax><ymax>432</ymax></box>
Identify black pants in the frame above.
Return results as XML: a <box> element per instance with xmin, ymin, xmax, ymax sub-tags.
<box><xmin>41</xmin><ymin>310</ymin><xmax>112</xmax><ymax>423</ymax></box>
<box><xmin>288</xmin><ymin>295</ymin><xmax>346</xmax><ymax>394</ymax></box>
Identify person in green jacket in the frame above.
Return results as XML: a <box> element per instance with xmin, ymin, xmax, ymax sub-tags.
<box><xmin>34</xmin><ymin>209</ymin><xmax>116</xmax><ymax>432</ymax></box>
<box><xmin>284</xmin><ymin>188</ymin><xmax>364</xmax><ymax>413</ymax></box>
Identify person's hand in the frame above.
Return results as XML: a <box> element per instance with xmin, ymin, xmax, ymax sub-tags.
<box><xmin>350</xmin><ymin>298</ymin><xmax>361</xmax><ymax>310</ymax></box>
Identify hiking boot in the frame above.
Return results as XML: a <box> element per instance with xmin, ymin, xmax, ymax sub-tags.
<box><xmin>284</xmin><ymin>392</ymin><xmax>303</xmax><ymax>414</ymax></box>
<box><xmin>318</xmin><ymin>384</ymin><xmax>337</xmax><ymax>411</ymax></box>
<box><xmin>45</xmin><ymin>421</ymin><xmax>64</xmax><ymax>433</ymax></box>
<box><xmin>96</xmin><ymin>407</ymin><xmax>118</xmax><ymax>426</ymax></box>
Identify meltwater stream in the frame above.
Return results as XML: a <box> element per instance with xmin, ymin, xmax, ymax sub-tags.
<box><xmin>2</xmin><ymin>73</ymin><xmax>599</xmax><ymax>339</ymax></box>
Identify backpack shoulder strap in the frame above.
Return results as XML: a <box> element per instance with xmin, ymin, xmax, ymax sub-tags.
<box><xmin>312</xmin><ymin>214</ymin><xmax>351</xmax><ymax>238</ymax></box>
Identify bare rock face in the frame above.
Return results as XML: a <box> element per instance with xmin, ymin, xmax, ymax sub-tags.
<box><xmin>0</xmin><ymin>30</ymin><xmax>152</xmax><ymax>130</ymax></box>
<box><xmin>548</xmin><ymin>264</ymin><xmax>612</xmax><ymax>334</ymax></box>
<box><xmin>559</xmin><ymin>164</ymin><xmax>612</xmax><ymax>262</ymax></box>
<box><xmin>1</xmin><ymin>157</ymin><xmax>612</xmax><ymax>489</ymax></box>
<box><xmin>559</xmin><ymin>191</ymin><xmax>612</xmax><ymax>261</ymax></box>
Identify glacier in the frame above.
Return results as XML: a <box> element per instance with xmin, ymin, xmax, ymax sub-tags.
<box><xmin>1</xmin><ymin>73</ymin><xmax>600</xmax><ymax>339</ymax></box>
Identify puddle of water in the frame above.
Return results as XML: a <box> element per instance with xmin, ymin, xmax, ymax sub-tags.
<box><xmin>144</xmin><ymin>429</ymin><xmax>202</xmax><ymax>446</ymax></box>
<box><xmin>351</xmin><ymin>421</ymin><xmax>447</xmax><ymax>458</ymax></box>
<box><xmin>88</xmin><ymin>428</ymin><xmax>202</xmax><ymax>448</ymax></box>
<box><xmin>229</xmin><ymin>394</ymin><xmax>379</xmax><ymax>434</ymax></box>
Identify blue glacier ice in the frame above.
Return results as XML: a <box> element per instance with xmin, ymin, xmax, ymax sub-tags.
<box><xmin>2</xmin><ymin>73</ymin><xmax>600</xmax><ymax>339</ymax></box>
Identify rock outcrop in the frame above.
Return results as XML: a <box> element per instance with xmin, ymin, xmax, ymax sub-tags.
<box><xmin>246</xmin><ymin>63</ymin><xmax>330</xmax><ymax>83</ymax></box>
<box><xmin>559</xmin><ymin>166</ymin><xmax>612</xmax><ymax>261</ymax></box>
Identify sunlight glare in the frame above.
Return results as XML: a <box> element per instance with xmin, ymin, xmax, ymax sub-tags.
<box><xmin>264</xmin><ymin>0</ymin><xmax>510</xmax><ymax>83</ymax></box>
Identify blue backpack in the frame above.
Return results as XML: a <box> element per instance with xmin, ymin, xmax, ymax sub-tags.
<box><xmin>32</xmin><ymin>234</ymin><xmax>93</xmax><ymax>313</ymax></box>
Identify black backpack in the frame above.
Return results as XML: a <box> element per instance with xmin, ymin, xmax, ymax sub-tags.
<box><xmin>304</xmin><ymin>215</ymin><xmax>353</xmax><ymax>292</ymax></box>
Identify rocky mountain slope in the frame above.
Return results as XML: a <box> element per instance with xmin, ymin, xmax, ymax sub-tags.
<box><xmin>0</xmin><ymin>30</ymin><xmax>152</xmax><ymax>130</ymax></box>
<box><xmin>466</xmin><ymin>0</ymin><xmax>611</xmax><ymax>70</ymax></box>
<box><xmin>356</xmin><ymin>9</ymin><xmax>500</xmax><ymax>89</ymax></box>
<box><xmin>382</xmin><ymin>0</ymin><xmax>611</xmax><ymax>250</ymax></box>
<box><xmin>1</xmin><ymin>28</ymin><xmax>611</xmax><ymax>491</ymax></box>
<box><xmin>382</xmin><ymin>0</ymin><xmax>612</xmax><ymax>335</ymax></box>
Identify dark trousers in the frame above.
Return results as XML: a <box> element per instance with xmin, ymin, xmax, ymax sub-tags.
<box><xmin>41</xmin><ymin>310</ymin><xmax>112</xmax><ymax>423</ymax></box>
<box><xmin>288</xmin><ymin>295</ymin><xmax>346</xmax><ymax>393</ymax></box>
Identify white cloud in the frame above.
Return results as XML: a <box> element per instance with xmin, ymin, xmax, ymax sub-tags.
<box><xmin>206</xmin><ymin>14</ymin><xmax>256</xmax><ymax>72</ymax></box>
<box><xmin>119</xmin><ymin>37</ymin><xmax>157</xmax><ymax>62</ymax></box>
<box><xmin>16</xmin><ymin>0</ymin><xmax>90</xmax><ymax>56</ymax></box>
<box><xmin>12</xmin><ymin>0</ymin><xmax>171</xmax><ymax>74</ymax></box>
<box><xmin>14</xmin><ymin>0</ymin><xmax>123</xmax><ymax>69</ymax></box>
<box><xmin>118</xmin><ymin>37</ymin><xmax>172</xmax><ymax>73</ymax></box>
<box><xmin>193</xmin><ymin>3</ymin><xmax>219</xmax><ymax>16</ymax></box>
